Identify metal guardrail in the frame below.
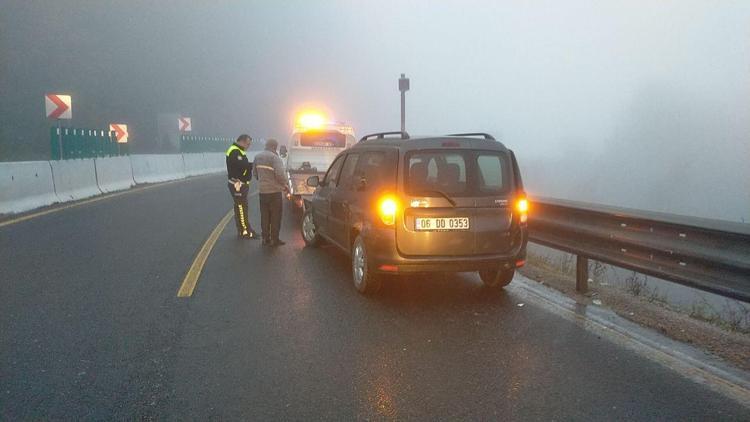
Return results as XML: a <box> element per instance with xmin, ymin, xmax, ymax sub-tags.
<box><xmin>528</xmin><ymin>197</ymin><xmax>750</xmax><ymax>303</ymax></box>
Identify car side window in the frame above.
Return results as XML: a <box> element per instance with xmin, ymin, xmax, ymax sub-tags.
<box><xmin>324</xmin><ymin>155</ymin><xmax>346</xmax><ymax>188</ymax></box>
<box><xmin>338</xmin><ymin>154</ymin><xmax>360</xmax><ymax>189</ymax></box>
<box><xmin>477</xmin><ymin>153</ymin><xmax>509</xmax><ymax>193</ymax></box>
<box><xmin>354</xmin><ymin>151</ymin><xmax>388</xmax><ymax>188</ymax></box>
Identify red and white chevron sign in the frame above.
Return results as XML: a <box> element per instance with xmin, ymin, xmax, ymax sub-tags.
<box><xmin>178</xmin><ymin>117</ymin><xmax>192</xmax><ymax>132</ymax></box>
<box><xmin>45</xmin><ymin>94</ymin><xmax>72</xmax><ymax>119</ymax></box>
<box><xmin>109</xmin><ymin>123</ymin><xmax>129</xmax><ymax>143</ymax></box>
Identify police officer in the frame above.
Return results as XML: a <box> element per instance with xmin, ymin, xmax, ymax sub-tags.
<box><xmin>253</xmin><ymin>138</ymin><xmax>288</xmax><ymax>246</ymax></box>
<box><xmin>226</xmin><ymin>134</ymin><xmax>258</xmax><ymax>240</ymax></box>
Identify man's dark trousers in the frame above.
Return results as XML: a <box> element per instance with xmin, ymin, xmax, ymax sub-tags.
<box><xmin>259</xmin><ymin>192</ymin><xmax>283</xmax><ymax>243</ymax></box>
<box><xmin>228</xmin><ymin>182</ymin><xmax>251</xmax><ymax>236</ymax></box>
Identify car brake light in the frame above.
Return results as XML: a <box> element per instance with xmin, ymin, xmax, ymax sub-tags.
<box><xmin>378</xmin><ymin>196</ymin><xmax>398</xmax><ymax>226</ymax></box>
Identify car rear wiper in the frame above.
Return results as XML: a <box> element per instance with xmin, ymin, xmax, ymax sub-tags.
<box><xmin>417</xmin><ymin>190</ymin><xmax>457</xmax><ymax>207</ymax></box>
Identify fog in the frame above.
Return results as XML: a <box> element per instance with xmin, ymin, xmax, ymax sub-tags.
<box><xmin>1</xmin><ymin>1</ymin><xmax>748</xmax><ymax>222</ymax></box>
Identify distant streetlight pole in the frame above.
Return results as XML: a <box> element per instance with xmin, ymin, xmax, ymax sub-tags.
<box><xmin>398</xmin><ymin>73</ymin><xmax>410</xmax><ymax>133</ymax></box>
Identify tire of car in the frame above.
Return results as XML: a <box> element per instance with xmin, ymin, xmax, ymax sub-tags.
<box><xmin>478</xmin><ymin>268</ymin><xmax>515</xmax><ymax>288</ymax></box>
<box><xmin>301</xmin><ymin>208</ymin><xmax>322</xmax><ymax>247</ymax></box>
<box><xmin>351</xmin><ymin>235</ymin><xmax>382</xmax><ymax>294</ymax></box>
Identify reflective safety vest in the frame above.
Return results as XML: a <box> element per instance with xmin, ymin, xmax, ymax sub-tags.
<box><xmin>226</xmin><ymin>144</ymin><xmax>246</xmax><ymax>157</ymax></box>
<box><xmin>226</xmin><ymin>144</ymin><xmax>250</xmax><ymax>179</ymax></box>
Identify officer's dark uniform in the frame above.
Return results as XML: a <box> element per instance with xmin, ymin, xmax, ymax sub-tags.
<box><xmin>226</xmin><ymin>143</ymin><xmax>257</xmax><ymax>239</ymax></box>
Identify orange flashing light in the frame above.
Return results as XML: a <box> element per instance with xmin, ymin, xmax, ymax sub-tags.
<box><xmin>378</xmin><ymin>196</ymin><xmax>398</xmax><ymax>226</ymax></box>
<box><xmin>516</xmin><ymin>198</ymin><xmax>529</xmax><ymax>213</ymax></box>
<box><xmin>297</xmin><ymin>112</ymin><xmax>327</xmax><ymax>130</ymax></box>
<box><xmin>516</xmin><ymin>197</ymin><xmax>529</xmax><ymax>224</ymax></box>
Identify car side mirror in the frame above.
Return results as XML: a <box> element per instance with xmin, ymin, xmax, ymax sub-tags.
<box><xmin>306</xmin><ymin>175</ymin><xmax>320</xmax><ymax>187</ymax></box>
<box><xmin>356</xmin><ymin>176</ymin><xmax>367</xmax><ymax>191</ymax></box>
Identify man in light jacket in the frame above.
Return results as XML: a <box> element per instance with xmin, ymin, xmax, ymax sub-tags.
<box><xmin>253</xmin><ymin>138</ymin><xmax>289</xmax><ymax>246</ymax></box>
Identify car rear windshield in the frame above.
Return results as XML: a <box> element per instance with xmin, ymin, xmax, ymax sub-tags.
<box><xmin>405</xmin><ymin>150</ymin><xmax>512</xmax><ymax>196</ymax></box>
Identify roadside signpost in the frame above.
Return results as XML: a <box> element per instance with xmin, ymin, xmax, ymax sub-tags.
<box><xmin>179</xmin><ymin>117</ymin><xmax>192</xmax><ymax>132</ymax></box>
<box><xmin>109</xmin><ymin>123</ymin><xmax>128</xmax><ymax>155</ymax></box>
<box><xmin>46</xmin><ymin>94</ymin><xmax>72</xmax><ymax>160</ymax></box>
<box><xmin>45</xmin><ymin>94</ymin><xmax>72</xmax><ymax>120</ymax></box>
<box><xmin>109</xmin><ymin>123</ymin><xmax>128</xmax><ymax>143</ymax></box>
<box><xmin>398</xmin><ymin>74</ymin><xmax>409</xmax><ymax>132</ymax></box>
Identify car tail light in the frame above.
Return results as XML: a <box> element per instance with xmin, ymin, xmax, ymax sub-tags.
<box><xmin>516</xmin><ymin>197</ymin><xmax>529</xmax><ymax>225</ymax></box>
<box><xmin>378</xmin><ymin>196</ymin><xmax>399</xmax><ymax>226</ymax></box>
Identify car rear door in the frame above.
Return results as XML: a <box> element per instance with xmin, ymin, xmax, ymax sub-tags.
<box><xmin>329</xmin><ymin>153</ymin><xmax>359</xmax><ymax>248</ymax></box>
<box><xmin>311</xmin><ymin>154</ymin><xmax>345</xmax><ymax>238</ymax></box>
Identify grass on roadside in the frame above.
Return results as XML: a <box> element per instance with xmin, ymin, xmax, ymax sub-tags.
<box><xmin>525</xmin><ymin>249</ymin><xmax>748</xmax><ymax>334</ymax></box>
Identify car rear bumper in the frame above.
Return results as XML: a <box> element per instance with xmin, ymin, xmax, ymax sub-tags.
<box><xmin>364</xmin><ymin>226</ymin><xmax>527</xmax><ymax>274</ymax></box>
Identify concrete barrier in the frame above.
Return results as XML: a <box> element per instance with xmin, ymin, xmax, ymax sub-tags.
<box><xmin>131</xmin><ymin>154</ymin><xmax>186</xmax><ymax>184</ymax></box>
<box><xmin>1</xmin><ymin>153</ymin><xmax>229</xmax><ymax>215</ymax></box>
<box><xmin>49</xmin><ymin>159</ymin><xmax>102</xmax><ymax>202</ymax></box>
<box><xmin>204</xmin><ymin>152</ymin><xmax>225</xmax><ymax>173</ymax></box>
<box><xmin>0</xmin><ymin>161</ymin><xmax>58</xmax><ymax>214</ymax></box>
<box><xmin>95</xmin><ymin>156</ymin><xmax>135</xmax><ymax>193</ymax></box>
<box><xmin>182</xmin><ymin>153</ymin><xmax>208</xmax><ymax>176</ymax></box>
<box><xmin>203</xmin><ymin>151</ymin><xmax>256</xmax><ymax>174</ymax></box>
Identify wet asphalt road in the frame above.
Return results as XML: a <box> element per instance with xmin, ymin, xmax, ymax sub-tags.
<box><xmin>1</xmin><ymin>174</ymin><xmax>747</xmax><ymax>420</ymax></box>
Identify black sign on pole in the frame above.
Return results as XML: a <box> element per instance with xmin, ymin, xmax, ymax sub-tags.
<box><xmin>399</xmin><ymin>73</ymin><xmax>410</xmax><ymax>132</ymax></box>
<box><xmin>399</xmin><ymin>73</ymin><xmax>410</xmax><ymax>92</ymax></box>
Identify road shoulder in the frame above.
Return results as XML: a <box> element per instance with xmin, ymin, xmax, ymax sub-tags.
<box><xmin>511</xmin><ymin>271</ymin><xmax>750</xmax><ymax>408</ymax></box>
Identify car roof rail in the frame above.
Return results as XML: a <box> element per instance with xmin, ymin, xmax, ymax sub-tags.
<box><xmin>359</xmin><ymin>131</ymin><xmax>410</xmax><ymax>142</ymax></box>
<box><xmin>445</xmin><ymin>132</ymin><xmax>496</xmax><ymax>141</ymax></box>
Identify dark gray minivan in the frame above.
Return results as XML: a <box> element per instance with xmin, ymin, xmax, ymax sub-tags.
<box><xmin>302</xmin><ymin>132</ymin><xmax>528</xmax><ymax>294</ymax></box>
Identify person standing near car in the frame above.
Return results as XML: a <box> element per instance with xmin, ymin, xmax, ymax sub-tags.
<box><xmin>226</xmin><ymin>134</ymin><xmax>259</xmax><ymax>240</ymax></box>
<box><xmin>253</xmin><ymin>138</ymin><xmax>289</xmax><ymax>246</ymax></box>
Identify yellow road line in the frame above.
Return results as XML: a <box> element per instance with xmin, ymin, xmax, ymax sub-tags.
<box><xmin>0</xmin><ymin>175</ymin><xmax>214</xmax><ymax>229</ymax></box>
<box><xmin>177</xmin><ymin>210</ymin><xmax>234</xmax><ymax>298</ymax></box>
<box><xmin>177</xmin><ymin>191</ymin><xmax>258</xmax><ymax>298</ymax></box>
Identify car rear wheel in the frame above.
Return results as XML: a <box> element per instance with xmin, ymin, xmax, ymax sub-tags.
<box><xmin>352</xmin><ymin>235</ymin><xmax>381</xmax><ymax>294</ymax></box>
<box><xmin>301</xmin><ymin>208</ymin><xmax>321</xmax><ymax>247</ymax></box>
<box><xmin>479</xmin><ymin>268</ymin><xmax>515</xmax><ymax>288</ymax></box>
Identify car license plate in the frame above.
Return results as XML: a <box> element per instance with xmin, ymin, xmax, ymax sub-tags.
<box><xmin>415</xmin><ymin>217</ymin><xmax>470</xmax><ymax>231</ymax></box>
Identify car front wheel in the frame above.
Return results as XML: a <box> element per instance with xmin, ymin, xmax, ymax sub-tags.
<box><xmin>352</xmin><ymin>235</ymin><xmax>381</xmax><ymax>294</ymax></box>
<box><xmin>479</xmin><ymin>268</ymin><xmax>515</xmax><ymax>288</ymax></box>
